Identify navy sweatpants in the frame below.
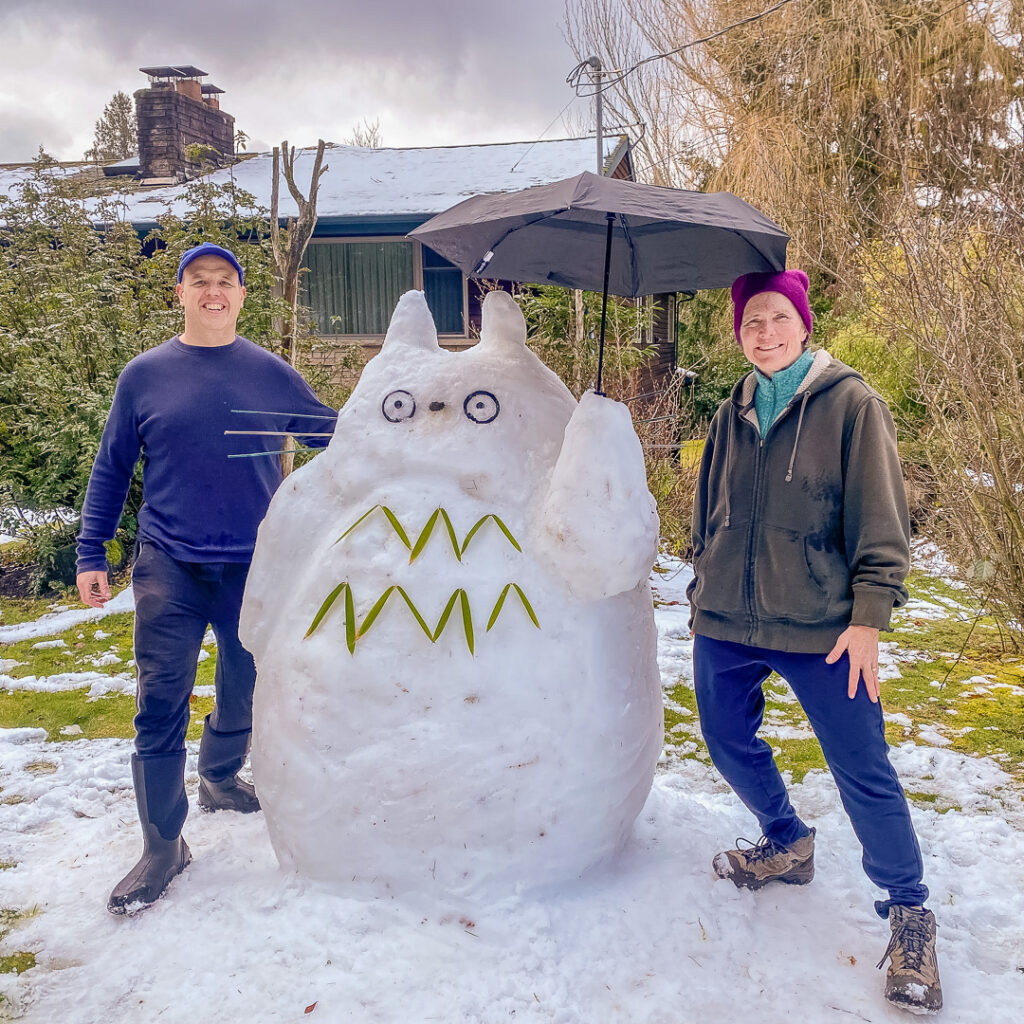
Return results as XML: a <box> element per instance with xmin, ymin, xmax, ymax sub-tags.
<box><xmin>693</xmin><ymin>634</ymin><xmax>928</xmax><ymax>909</ymax></box>
<box><xmin>132</xmin><ymin>541</ymin><xmax>256</xmax><ymax>806</ymax></box>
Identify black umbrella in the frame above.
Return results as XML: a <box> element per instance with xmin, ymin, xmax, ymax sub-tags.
<box><xmin>410</xmin><ymin>170</ymin><xmax>789</xmax><ymax>394</ymax></box>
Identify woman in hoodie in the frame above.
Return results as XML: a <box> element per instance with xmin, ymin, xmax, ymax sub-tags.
<box><xmin>687</xmin><ymin>269</ymin><xmax>941</xmax><ymax>1014</ymax></box>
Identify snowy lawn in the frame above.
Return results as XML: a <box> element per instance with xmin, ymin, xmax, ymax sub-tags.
<box><xmin>1</xmin><ymin>548</ymin><xmax>1023</xmax><ymax>1023</ymax></box>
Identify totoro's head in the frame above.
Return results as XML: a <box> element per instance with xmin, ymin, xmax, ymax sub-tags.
<box><xmin>321</xmin><ymin>290</ymin><xmax>577</xmax><ymax>507</ymax></box>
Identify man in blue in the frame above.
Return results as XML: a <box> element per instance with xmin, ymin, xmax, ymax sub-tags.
<box><xmin>76</xmin><ymin>243</ymin><xmax>336</xmax><ymax>914</ymax></box>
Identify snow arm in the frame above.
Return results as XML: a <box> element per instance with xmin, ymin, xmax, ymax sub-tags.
<box><xmin>536</xmin><ymin>392</ymin><xmax>659</xmax><ymax>599</ymax></box>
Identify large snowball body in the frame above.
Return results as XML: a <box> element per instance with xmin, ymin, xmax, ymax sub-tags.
<box><xmin>239</xmin><ymin>290</ymin><xmax>662</xmax><ymax>899</ymax></box>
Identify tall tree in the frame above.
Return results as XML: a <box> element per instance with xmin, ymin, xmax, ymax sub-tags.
<box><xmin>85</xmin><ymin>90</ymin><xmax>137</xmax><ymax>163</ymax></box>
<box><xmin>566</xmin><ymin>1</ymin><xmax>1022</xmax><ymax>274</ymax></box>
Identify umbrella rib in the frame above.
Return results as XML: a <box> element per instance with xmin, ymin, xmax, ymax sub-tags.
<box><xmin>469</xmin><ymin>209</ymin><xmax>569</xmax><ymax>277</ymax></box>
<box><xmin>618</xmin><ymin>214</ymin><xmax>640</xmax><ymax>297</ymax></box>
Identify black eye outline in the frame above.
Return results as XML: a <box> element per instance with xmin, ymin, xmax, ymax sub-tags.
<box><xmin>382</xmin><ymin>390</ymin><xmax>416</xmax><ymax>422</ymax></box>
<box><xmin>463</xmin><ymin>390</ymin><xmax>500</xmax><ymax>424</ymax></box>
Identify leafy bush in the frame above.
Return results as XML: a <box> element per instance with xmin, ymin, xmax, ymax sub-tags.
<box><xmin>0</xmin><ymin>156</ymin><xmax>292</xmax><ymax>590</ymax></box>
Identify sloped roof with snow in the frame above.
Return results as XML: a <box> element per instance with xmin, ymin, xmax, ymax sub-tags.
<box><xmin>117</xmin><ymin>137</ymin><xmax>627</xmax><ymax>225</ymax></box>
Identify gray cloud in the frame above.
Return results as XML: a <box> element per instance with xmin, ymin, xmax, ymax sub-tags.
<box><xmin>0</xmin><ymin>1</ymin><xmax>590</xmax><ymax>162</ymax></box>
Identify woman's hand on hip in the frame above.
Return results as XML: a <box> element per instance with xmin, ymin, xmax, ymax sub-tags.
<box><xmin>825</xmin><ymin>624</ymin><xmax>881</xmax><ymax>702</ymax></box>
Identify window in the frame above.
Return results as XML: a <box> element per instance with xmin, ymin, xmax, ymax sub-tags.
<box><xmin>302</xmin><ymin>239</ymin><xmax>415</xmax><ymax>336</ymax></box>
<box><xmin>422</xmin><ymin>246</ymin><xmax>464</xmax><ymax>334</ymax></box>
<box><xmin>301</xmin><ymin>238</ymin><xmax>467</xmax><ymax>338</ymax></box>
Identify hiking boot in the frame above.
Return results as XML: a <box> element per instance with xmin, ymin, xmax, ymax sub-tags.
<box><xmin>878</xmin><ymin>905</ymin><xmax>942</xmax><ymax>1014</ymax></box>
<box><xmin>712</xmin><ymin>827</ymin><xmax>815</xmax><ymax>890</ymax></box>
<box><xmin>198</xmin><ymin>773</ymin><xmax>261</xmax><ymax>814</ymax></box>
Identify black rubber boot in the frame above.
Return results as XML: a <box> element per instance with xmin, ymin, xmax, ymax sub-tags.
<box><xmin>198</xmin><ymin>773</ymin><xmax>261</xmax><ymax>813</ymax></box>
<box><xmin>197</xmin><ymin>714</ymin><xmax>260</xmax><ymax>813</ymax></box>
<box><xmin>108</xmin><ymin>753</ymin><xmax>191</xmax><ymax>915</ymax></box>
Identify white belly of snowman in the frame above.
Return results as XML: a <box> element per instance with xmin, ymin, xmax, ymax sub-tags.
<box><xmin>250</xmin><ymin>488</ymin><xmax>661</xmax><ymax>898</ymax></box>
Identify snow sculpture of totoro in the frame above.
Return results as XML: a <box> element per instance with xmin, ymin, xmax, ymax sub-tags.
<box><xmin>239</xmin><ymin>289</ymin><xmax>662</xmax><ymax>899</ymax></box>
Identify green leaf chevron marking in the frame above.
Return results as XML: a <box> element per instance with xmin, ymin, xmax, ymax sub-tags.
<box><xmin>305</xmin><ymin>582</ymin><xmax>538</xmax><ymax>653</ymax></box>
<box><xmin>460</xmin><ymin>514</ymin><xmax>522</xmax><ymax>555</ymax></box>
<box><xmin>336</xmin><ymin>505</ymin><xmax>522</xmax><ymax>561</ymax></box>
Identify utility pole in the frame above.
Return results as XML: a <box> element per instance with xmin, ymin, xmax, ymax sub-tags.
<box><xmin>587</xmin><ymin>55</ymin><xmax>603</xmax><ymax>174</ymax></box>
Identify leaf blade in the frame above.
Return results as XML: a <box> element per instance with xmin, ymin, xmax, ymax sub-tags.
<box><xmin>459</xmin><ymin>589</ymin><xmax>474</xmax><ymax>655</ymax></box>
<box><xmin>432</xmin><ymin>588</ymin><xmax>461</xmax><ymax>641</ymax></box>
<box><xmin>357</xmin><ymin>585</ymin><xmax>396</xmax><ymax>638</ymax></box>
<box><xmin>380</xmin><ymin>506</ymin><xmax>412</xmax><ymax>549</ymax></box>
<box><xmin>304</xmin><ymin>582</ymin><xmax>348</xmax><ymax>638</ymax></box>
<box><xmin>487</xmin><ymin>583</ymin><xmax>512</xmax><ymax>631</ymax></box>
<box><xmin>394</xmin><ymin>586</ymin><xmax>435</xmax><ymax>642</ymax></box>
<box><xmin>511</xmin><ymin>583</ymin><xmax>540</xmax><ymax>628</ymax></box>
<box><xmin>335</xmin><ymin>504</ymin><xmax>380</xmax><ymax>545</ymax></box>
<box><xmin>409</xmin><ymin>508</ymin><xmax>441</xmax><ymax>563</ymax></box>
<box><xmin>438</xmin><ymin>508</ymin><xmax>463</xmax><ymax>562</ymax></box>
<box><xmin>343</xmin><ymin>581</ymin><xmax>357</xmax><ymax>654</ymax></box>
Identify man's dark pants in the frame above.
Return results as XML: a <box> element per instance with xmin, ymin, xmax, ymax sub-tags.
<box><xmin>130</xmin><ymin>540</ymin><xmax>255</xmax><ymax>839</ymax></box>
<box><xmin>693</xmin><ymin>633</ymin><xmax>928</xmax><ymax>911</ymax></box>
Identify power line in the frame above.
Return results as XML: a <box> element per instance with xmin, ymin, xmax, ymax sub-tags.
<box><xmin>567</xmin><ymin>0</ymin><xmax>801</xmax><ymax>98</ymax></box>
<box><xmin>510</xmin><ymin>95</ymin><xmax>582</xmax><ymax>172</ymax></box>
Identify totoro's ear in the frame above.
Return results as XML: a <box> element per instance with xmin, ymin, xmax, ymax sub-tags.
<box><xmin>477</xmin><ymin>289</ymin><xmax>527</xmax><ymax>354</ymax></box>
<box><xmin>381</xmin><ymin>290</ymin><xmax>439</xmax><ymax>352</ymax></box>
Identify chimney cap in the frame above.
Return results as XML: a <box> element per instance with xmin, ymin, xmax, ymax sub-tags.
<box><xmin>139</xmin><ymin>65</ymin><xmax>208</xmax><ymax>80</ymax></box>
<box><xmin>201</xmin><ymin>83</ymin><xmax>225</xmax><ymax>95</ymax></box>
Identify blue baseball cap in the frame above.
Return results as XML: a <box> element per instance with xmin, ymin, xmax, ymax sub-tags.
<box><xmin>177</xmin><ymin>242</ymin><xmax>245</xmax><ymax>285</ymax></box>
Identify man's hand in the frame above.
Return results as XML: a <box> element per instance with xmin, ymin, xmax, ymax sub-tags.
<box><xmin>825</xmin><ymin>624</ymin><xmax>881</xmax><ymax>702</ymax></box>
<box><xmin>77</xmin><ymin>570</ymin><xmax>111</xmax><ymax>609</ymax></box>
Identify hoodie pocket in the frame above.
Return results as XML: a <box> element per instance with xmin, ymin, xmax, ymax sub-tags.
<box><xmin>755</xmin><ymin>526</ymin><xmax>829</xmax><ymax>622</ymax></box>
<box><xmin>692</xmin><ymin>526</ymin><xmax>747</xmax><ymax>615</ymax></box>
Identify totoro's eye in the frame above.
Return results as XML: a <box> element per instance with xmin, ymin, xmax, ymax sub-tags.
<box><xmin>382</xmin><ymin>390</ymin><xmax>416</xmax><ymax>422</ymax></box>
<box><xmin>464</xmin><ymin>390</ymin><xmax>499</xmax><ymax>424</ymax></box>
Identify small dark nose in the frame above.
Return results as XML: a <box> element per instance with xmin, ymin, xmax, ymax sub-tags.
<box><xmin>429</xmin><ymin>401</ymin><xmax>445</xmax><ymax>412</ymax></box>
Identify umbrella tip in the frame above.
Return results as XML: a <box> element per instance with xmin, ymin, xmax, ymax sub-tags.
<box><xmin>382</xmin><ymin>290</ymin><xmax>439</xmax><ymax>352</ymax></box>
<box><xmin>478</xmin><ymin>289</ymin><xmax>526</xmax><ymax>354</ymax></box>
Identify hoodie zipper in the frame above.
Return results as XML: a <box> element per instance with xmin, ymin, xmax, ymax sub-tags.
<box><xmin>740</xmin><ymin>393</ymin><xmax>806</xmax><ymax>645</ymax></box>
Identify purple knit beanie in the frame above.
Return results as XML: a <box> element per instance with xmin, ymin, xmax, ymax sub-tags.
<box><xmin>731</xmin><ymin>269</ymin><xmax>813</xmax><ymax>342</ymax></box>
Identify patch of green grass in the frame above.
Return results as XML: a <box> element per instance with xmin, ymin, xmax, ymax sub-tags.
<box><xmin>0</xmin><ymin>951</ymin><xmax>35</xmax><ymax>975</ymax></box>
<box><xmin>0</xmin><ymin>861</ymin><xmax>17</xmax><ymax>871</ymax></box>
<box><xmin>772</xmin><ymin>737</ymin><xmax>828</xmax><ymax>783</ymax></box>
<box><xmin>0</xmin><ymin>906</ymin><xmax>38</xmax><ymax>977</ymax></box>
<box><xmin>0</xmin><ymin>611</ymin><xmax>136</xmax><ymax>678</ymax></box>
<box><xmin>0</xmin><ymin>595</ymin><xmax>57</xmax><ymax>628</ymax></box>
<box><xmin>883</xmin><ymin>582</ymin><xmax>1024</xmax><ymax>777</ymax></box>
<box><xmin>657</xmin><ymin>568</ymin><xmax>1024</xmax><ymax>787</ymax></box>
<box><xmin>0</xmin><ymin>689</ymin><xmax>215</xmax><ymax>742</ymax></box>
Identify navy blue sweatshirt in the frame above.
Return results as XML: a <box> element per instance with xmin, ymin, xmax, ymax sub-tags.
<box><xmin>76</xmin><ymin>336</ymin><xmax>336</xmax><ymax>573</ymax></box>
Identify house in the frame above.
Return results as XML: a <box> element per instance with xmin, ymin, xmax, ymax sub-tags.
<box><xmin>1</xmin><ymin>66</ymin><xmax>676</xmax><ymax>372</ymax></box>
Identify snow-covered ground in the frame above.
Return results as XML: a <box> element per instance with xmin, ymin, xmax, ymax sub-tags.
<box><xmin>1</xmin><ymin>563</ymin><xmax>1023</xmax><ymax>1023</ymax></box>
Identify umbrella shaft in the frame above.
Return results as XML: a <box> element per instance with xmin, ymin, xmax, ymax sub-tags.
<box><xmin>595</xmin><ymin>212</ymin><xmax>615</xmax><ymax>397</ymax></box>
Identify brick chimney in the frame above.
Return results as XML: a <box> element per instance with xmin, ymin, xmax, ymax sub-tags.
<box><xmin>135</xmin><ymin>65</ymin><xmax>234</xmax><ymax>181</ymax></box>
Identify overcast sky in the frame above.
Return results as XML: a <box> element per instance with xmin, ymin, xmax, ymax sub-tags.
<box><xmin>0</xmin><ymin>0</ymin><xmax>595</xmax><ymax>163</ymax></box>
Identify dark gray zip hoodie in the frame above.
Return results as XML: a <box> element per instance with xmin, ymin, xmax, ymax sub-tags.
<box><xmin>687</xmin><ymin>350</ymin><xmax>910</xmax><ymax>654</ymax></box>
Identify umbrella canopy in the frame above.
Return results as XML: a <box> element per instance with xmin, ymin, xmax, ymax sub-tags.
<box><xmin>409</xmin><ymin>170</ymin><xmax>789</xmax><ymax>298</ymax></box>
